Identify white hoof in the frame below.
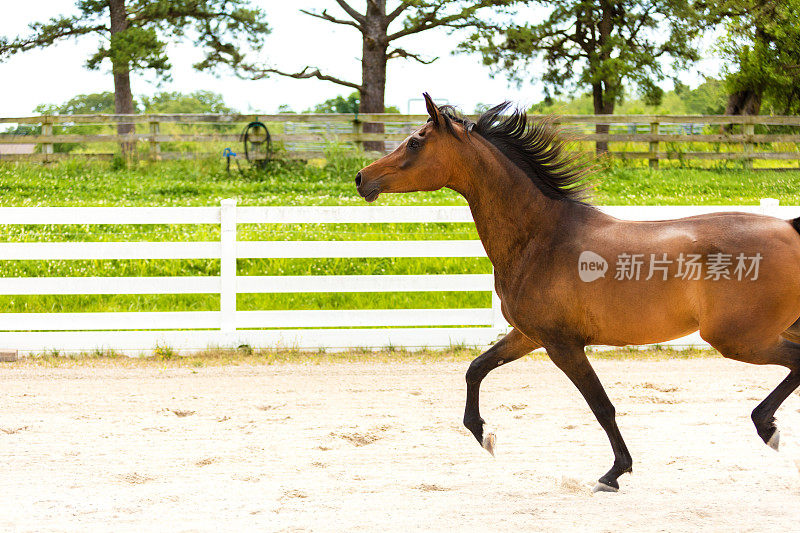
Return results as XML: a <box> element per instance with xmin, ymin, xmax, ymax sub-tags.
<box><xmin>592</xmin><ymin>482</ymin><xmax>619</xmax><ymax>493</ymax></box>
<box><xmin>767</xmin><ymin>429</ymin><xmax>780</xmax><ymax>451</ymax></box>
<box><xmin>482</xmin><ymin>432</ymin><xmax>496</xmax><ymax>457</ymax></box>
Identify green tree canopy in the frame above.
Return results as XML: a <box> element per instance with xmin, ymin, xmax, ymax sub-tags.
<box><xmin>34</xmin><ymin>92</ymin><xmax>121</xmax><ymax>115</ymax></box>
<box><xmin>674</xmin><ymin>79</ymin><xmax>728</xmax><ymax>115</ymax></box>
<box><xmin>710</xmin><ymin>0</ymin><xmax>800</xmax><ymax>115</ymax></box>
<box><xmin>311</xmin><ymin>92</ymin><xmax>361</xmax><ymax>114</ymax></box>
<box><xmin>460</xmin><ymin>0</ymin><xmax>702</xmax><ymax>152</ymax></box>
<box><xmin>32</xmin><ymin>90</ymin><xmax>234</xmax><ymax>115</ymax></box>
<box><xmin>309</xmin><ymin>91</ymin><xmax>400</xmax><ymax>114</ymax></box>
<box><xmin>140</xmin><ymin>91</ymin><xmax>235</xmax><ymax>114</ymax></box>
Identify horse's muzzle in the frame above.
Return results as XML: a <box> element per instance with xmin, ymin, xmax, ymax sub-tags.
<box><xmin>359</xmin><ymin>186</ymin><xmax>380</xmax><ymax>203</ymax></box>
<box><xmin>355</xmin><ymin>172</ymin><xmax>380</xmax><ymax>202</ymax></box>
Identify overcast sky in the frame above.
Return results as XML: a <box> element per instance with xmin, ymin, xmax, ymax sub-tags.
<box><xmin>0</xmin><ymin>1</ymin><xmax>723</xmax><ymax>117</ymax></box>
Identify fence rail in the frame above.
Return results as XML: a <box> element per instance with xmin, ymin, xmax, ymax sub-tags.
<box><xmin>0</xmin><ymin>200</ymin><xmax>796</xmax><ymax>355</ymax></box>
<box><xmin>2</xmin><ymin>113</ymin><xmax>800</xmax><ymax>167</ymax></box>
<box><xmin>0</xmin><ymin>203</ymin><xmax>504</xmax><ymax>354</ymax></box>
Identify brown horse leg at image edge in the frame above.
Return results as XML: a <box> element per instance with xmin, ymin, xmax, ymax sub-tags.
<box><xmin>463</xmin><ymin>328</ymin><xmax>539</xmax><ymax>455</ymax></box>
<box><xmin>707</xmin><ymin>336</ymin><xmax>800</xmax><ymax>450</ymax></box>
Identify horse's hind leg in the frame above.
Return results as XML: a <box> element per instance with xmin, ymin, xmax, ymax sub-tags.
<box><xmin>463</xmin><ymin>328</ymin><xmax>539</xmax><ymax>455</ymax></box>
<box><xmin>752</xmin><ymin>367</ymin><xmax>800</xmax><ymax>450</ymax></box>
<box><xmin>707</xmin><ymin>335</ymin><xmax>800</xmax><ymax>451</ymax></box>
<box><xmin>744</xmin><ymin>339</ymin><xmax>800</xmax><ymax>450</ymax></box>
<box><xmin>546</xmin><ymin>341</ymin><xmax>632</xmax><ymax>492</ymax></box>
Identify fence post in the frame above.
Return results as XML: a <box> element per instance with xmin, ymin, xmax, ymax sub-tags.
<box><xmin>760</xmin><ymin>197</ymin><xmax>779</xmax><ymax>217</ymax></box>
<box><xmin>149</xmin><ymin>120</ymin><xmax>161</xmax><ymax>160</ymax></box>
<box><xmin>220</xmin><ymin>199</ymin><xmax>238</xmax><ymax>335</ymax></box>
<box><xmin>649</xmin><ymin>122</ymin><xmax>659</xmax><ymax>170</ymax></box>
<box><xmin>491</xmin><ymin>267</ymin><xmax>508</xmax><ymax>333</ymax></box>
<box><xmin>352</xmin><ymin>117</ymin><xmax>364</xmax><ymax>152</ymax></box>
<box><xmin>743</xmin><ymin>120</ymin><xmax>755</xmax><ymax>171</ymax></box>
<box><xmin>41</xmin><ymin>116</ymin><xmax>54</xmax><ymax>161</ymax></box>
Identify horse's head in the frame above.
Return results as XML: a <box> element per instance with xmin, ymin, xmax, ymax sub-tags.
<box><xmin>355</xmin><ymin>93</ymin><xmax>466</xmax><ymax>202</ymax></box>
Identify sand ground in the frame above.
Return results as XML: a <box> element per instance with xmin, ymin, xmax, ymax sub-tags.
<box><xmin>2</xmin><ymin>356</ymin><xmax>800</xmax><ymax>532</ymax></box>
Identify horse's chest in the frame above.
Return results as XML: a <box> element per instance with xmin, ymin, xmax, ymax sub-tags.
<box><xmin>494</xmin><ymin>275</ymin><xmax>545</xmax><ymax>328</ymax></box>
<box><xmin>494</xmin><ymin>267</ymin><xmax>569</xmax><ymax>337</ymax></box>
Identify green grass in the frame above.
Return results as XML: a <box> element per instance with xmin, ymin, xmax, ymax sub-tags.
<box><xmin>0</xmin><ymin>155</ymin><xmax>798</xmax><ymax>317</ymax></box>
<box><xmin>2</xmin><ymin>156</ymin><xmax>800</xmax><ymax>206</ymax></box>
<box><xmin>0</xmin><ymin>157</ymin><xmax>462</xmax><ymax>207</ymax></box>
<box><xmin>597</xmin><ymin>165</ymin><xmax>800</xmax><ymax>205</ymax></box>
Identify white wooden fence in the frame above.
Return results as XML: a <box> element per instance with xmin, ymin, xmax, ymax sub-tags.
<box><xmin>0</xmin><ymin>199</ymin><xmax>795</xmax><ymax>355</ymax></box>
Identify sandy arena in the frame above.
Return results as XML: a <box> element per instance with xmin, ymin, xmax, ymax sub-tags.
<box><xmin>2</xmin><ymin>356</ymin><xmax>800</xmax><ymax>532</ymax></box>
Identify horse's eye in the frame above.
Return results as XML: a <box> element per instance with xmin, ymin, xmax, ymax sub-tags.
<box><xmin>408</xmin><ymin>138</ymin><xmax>422</xmax><ymax>151</ymax></box>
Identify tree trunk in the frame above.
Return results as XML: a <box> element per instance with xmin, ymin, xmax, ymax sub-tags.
<box><xmin>722</xmin><ymin>23</ymin><xmax>765</xmax><ymax>132</ymax></box>
<box><xmin>592</xmin><ymin>82</ymin><xmax>615</xmax><ymax>155</ymax></box>
<box><xmin>593</xmin><ymin>0</ymin><xmax>615</xmax><ymax>155</ymax></box>
<box><xmin>722</xmin><ymin>88</ymin><xmax>761</xmax><ymax>135</ymax></box>
<box><xmin>725</xmin><ymin>89</ymin><xmax>762</xmax><ymax>116</ymax></box>
<box><xmin>109</xmin><ymin>0</ymin><xmax>136</xmax><ymax>158</ymax></box>
<box><xmin>359</xmin><ymin>0</ymin><xmax>388</xmax><ymax>153</ymax></box>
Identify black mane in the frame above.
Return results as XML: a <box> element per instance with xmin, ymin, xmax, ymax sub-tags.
<box><xmin>435</xmin><ymin>103</ymin><xmax>593</xmax><ymax>202</ymax></box>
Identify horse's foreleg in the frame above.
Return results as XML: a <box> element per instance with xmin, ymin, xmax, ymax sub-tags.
<box><xmin>464</xmin><ymin>328</ymin><xmax>539</xmax><ymax>456</ymax></box>
<box><xmin>546</xmin><ymin>342</ymin><xmax>632</xmax><ymax>493</ymax></box>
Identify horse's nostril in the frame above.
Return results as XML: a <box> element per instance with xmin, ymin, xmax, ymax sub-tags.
<box><xmin>355</xmin><ymin>172</ymin><xmax>362</xmax><ymax>187</ymax></box>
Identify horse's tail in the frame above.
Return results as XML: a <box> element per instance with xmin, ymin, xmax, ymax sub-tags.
<box><xmin>792</xmin><ymin>217</ymin><xmax>800</xmax><ymax>236</ymax></box>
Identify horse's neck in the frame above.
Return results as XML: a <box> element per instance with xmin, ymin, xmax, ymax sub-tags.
<box><xmin>450</xmin><ymin>147</ymin><xmax>565</xmax><ymax>273</ymax></box>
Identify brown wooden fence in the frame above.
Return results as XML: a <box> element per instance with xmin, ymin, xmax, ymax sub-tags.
<box><xmin>1</xmin><ymin>113</ymin><xmax>799</xmax><ymax>169</ymax></box>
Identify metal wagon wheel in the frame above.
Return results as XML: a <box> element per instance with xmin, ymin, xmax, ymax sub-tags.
<box><xmin>241</xmin><ymin>121</ymin><xmax>272</xmax><ymax>169</ymax></box>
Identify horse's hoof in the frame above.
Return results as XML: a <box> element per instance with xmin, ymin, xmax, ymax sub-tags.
<box><xmin>592</xmin><ymin>481</ymin><xmax>619</xmax><ymax>493</ymax></box>
<box><xmin>482</xmin><ymin>432</ymin><xmax>496</xmax><ymax>457</ymax></box>
<box><xmin>767</xmin><ymin>428</ymin><xmax>780</xmax><ymax>451</ymax></box>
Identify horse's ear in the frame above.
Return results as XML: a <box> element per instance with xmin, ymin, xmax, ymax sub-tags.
<box><xmin>423</xmin><ymin>92</ymin><xmax>440</xmax><ymax>126</ymax></box>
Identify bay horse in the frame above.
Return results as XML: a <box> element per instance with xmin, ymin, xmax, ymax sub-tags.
<box><xmin>355</xmin><ymin>93</ymin><xmax>800</xmax><ymax>492</ymax></box>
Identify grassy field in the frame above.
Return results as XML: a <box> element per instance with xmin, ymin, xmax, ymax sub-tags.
<box><xmin>0</xmin><ymin>155</ymin><xmax>798</xmax><ymax>317</ymax></box>
<box><xmin>2</xmin><ymin>156</ymin><xmax>800</xmax><ymax>206</ymax></box>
